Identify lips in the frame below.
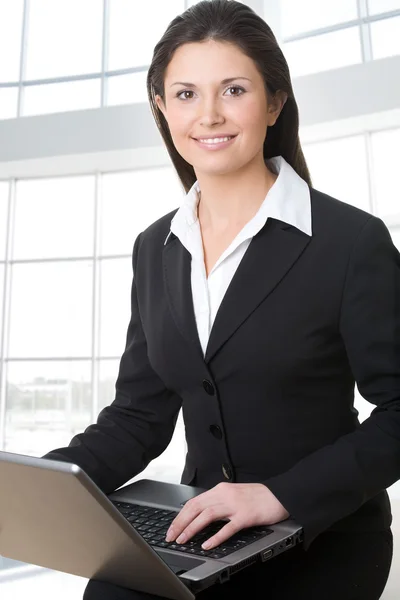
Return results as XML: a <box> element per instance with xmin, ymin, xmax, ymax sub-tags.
<box><xmin>193</xmin><ymin>134</ymin><xmax>237</xmax><ymax>141</ymax></box>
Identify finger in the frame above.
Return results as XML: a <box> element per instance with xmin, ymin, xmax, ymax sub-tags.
<box><xmin>201</xmin><ymin>519</ymin><xmax>241</xmax><ymax>550</ymax></box>
<box><xmin>166</xmin><ymin>496</ymin><xmax>206</xmax><ymax>541</ymax></box>
<box><xmin>174</xmin><ymin>506</ymin><xmax>225</xmax><ymax>545</ymax></box>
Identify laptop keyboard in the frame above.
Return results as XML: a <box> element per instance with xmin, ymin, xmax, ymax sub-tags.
<box><xmin>112</xmin><ymin>501</ymin><xmax>273</xmax><ymax>559</ymax></box>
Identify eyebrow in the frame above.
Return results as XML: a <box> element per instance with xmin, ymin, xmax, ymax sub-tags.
<box><xmin>170</xmin><ymin>77</ymin><xmax>252</xmax><ymax>88</ymax></box>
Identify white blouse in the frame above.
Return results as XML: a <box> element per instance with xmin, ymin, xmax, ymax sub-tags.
<box><xmin>164</xmin><ymin>156</ymin><xmax>313</xmax><ymax>357</ymax></box>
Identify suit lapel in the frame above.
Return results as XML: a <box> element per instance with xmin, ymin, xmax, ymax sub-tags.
<box><xmin>162</xmin><ymin>218</ymin><xmax>312</xmax><ymax>365</ymax></box>
<box><xmin>163</xmin><ymin>233</ymin><xmax>204</xmax><ymax>360</ymax></box>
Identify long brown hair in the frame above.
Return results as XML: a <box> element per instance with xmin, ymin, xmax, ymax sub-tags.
<box><xmin>147</xmin><ymin>0</ymin><xmax>312</xmax><ymax>192</ymax></box>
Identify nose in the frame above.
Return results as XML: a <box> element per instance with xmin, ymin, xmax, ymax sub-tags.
<box><xmin>198</xmin><ymin>96</ymin><xmax>225</xmax><ymax>127</ymax></box>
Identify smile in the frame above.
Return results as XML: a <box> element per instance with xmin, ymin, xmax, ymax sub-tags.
<box><xmin>193</xmin><ymin>135</ymin><xmax>237</xmax><ymax>150</ymax></box>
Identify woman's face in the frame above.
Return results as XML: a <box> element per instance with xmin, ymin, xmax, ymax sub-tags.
<box><xmin>155</xmin><ymin>39</ymin><xmax>285</xmax><ymax>176</ymax></box>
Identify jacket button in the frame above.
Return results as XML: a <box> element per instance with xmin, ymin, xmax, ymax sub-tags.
<box><xmin>202</xmin><ymin>379</ymin><xmax>215</xmax><ymax>395</ymax></box>
<box><xmin>222</xmin><ymin>463</ymin><xmax>232</xmax><ymax>480</ymax></box>
<box><xmin>209</xmin><ymin>424</ymin><xmax>223</xmax><ymax>439</ymax></box>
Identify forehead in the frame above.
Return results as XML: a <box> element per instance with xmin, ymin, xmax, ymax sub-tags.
<box><xmin>164</xmin><ymin>40</ymin><xmax>257</xmax><ymax>81</ymax></box>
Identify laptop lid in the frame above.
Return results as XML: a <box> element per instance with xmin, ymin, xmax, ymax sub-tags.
<box><xmin>0</xmin><ymin>451</ymin><xmax>195</xmax><ymax>600</ymax></box>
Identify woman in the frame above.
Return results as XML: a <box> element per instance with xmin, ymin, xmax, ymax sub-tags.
<box><xmin>43</xmin><ymin>1</ymin><xmax>399</xmax><ymax>598</ymax></box>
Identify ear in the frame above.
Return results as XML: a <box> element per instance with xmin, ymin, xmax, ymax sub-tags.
<box><xmin>267</xmin><ymin>90</ymin><xmax>288</xmax><ymax>126</ymax></box>
<box><xmin>155</xmin><ymin>94</ymin><xmax>167</xmax><ymax>119</ymax></box>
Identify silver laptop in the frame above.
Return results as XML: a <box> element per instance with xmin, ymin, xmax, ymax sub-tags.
<box><xmin>0</xmin><ymin>451</ymin><xmax>303</xmax><ymax>599</ymax></box>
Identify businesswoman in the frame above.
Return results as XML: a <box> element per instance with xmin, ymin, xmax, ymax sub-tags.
<box><xmin>43</xmin><ymin>1</ymin><xmax>400</xmax><ymax>598</ymax></box>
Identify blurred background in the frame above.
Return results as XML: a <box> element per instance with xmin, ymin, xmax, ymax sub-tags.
<box><xmin>0</xmin><ymin>0</ymin><xmax>400</xmax><ymax>597</ymax></box>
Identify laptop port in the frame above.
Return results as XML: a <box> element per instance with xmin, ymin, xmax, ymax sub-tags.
<box><xmin>285</xmin><ymin>537</ymin><xmax>293</xmax><ymax>547</ymax></box>
<box><xmin>261</xmin><ymin>548</ymin><xmax>273</xmax><ymax>561</ymax></box>
<box><xmin>219</xmin><ymin>570</ymin><xmax>230</xmax><ymax>583</ymax></box>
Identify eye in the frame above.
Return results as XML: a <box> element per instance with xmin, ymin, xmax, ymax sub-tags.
<box><xmin>176</xmin><ymin>90</ymin><xmax>195</xmax><ymax>100</ymax></box>
<box><xmin>175</xmin><ymin>85</ymin><xmax>245</xmax><ymax>100</ymax></box>
<box><xmin>225</xmin><ymin>85</ymin><xmax>245</xmax><ymax>97</ymax></box>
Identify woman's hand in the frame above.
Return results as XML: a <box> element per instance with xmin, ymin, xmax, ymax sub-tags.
<box><xmin>165</xmin><ymin>482</ymin><xmax>289</xmax><ymax>550</ymax></box>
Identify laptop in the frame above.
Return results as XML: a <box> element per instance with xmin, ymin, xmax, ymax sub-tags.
<box><xmin>0</xmin><ymin>451</ymin><xmax>303</xmax><ymax>599</ymax></box>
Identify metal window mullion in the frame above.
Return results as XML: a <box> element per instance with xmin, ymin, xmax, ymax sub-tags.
<box><xmin>90</xmin><ymin>173</ymin><xmax>102</xmax><ymax>422</ymax></box>
<box><xmin>17</xmin><ymin>0</ymin><xmax>30</xmax><ymax>117</ymax></box>
<box><xmin>101</xmin><ymin>0</ymin><xmax>110</xmax><ymax>107</ymax></box>
<box><xmin>282</xmin><ymin>9</ymin><xmax>400</xmax><ymax>44</ymax></box>
<box><xmin>358</xmin><ymin>0</ymin><xmax>373</xmax><ymax>62</ymax></box>
<box><xmin>0</xmin><ymin>181</ymin><xmax>17</xmax><ymax>449</ymax></box>
<box><xmin>5</xmin><ymin>356</ymin><xmax>95</xmax><ymax>362</ymax></box>
<box><xmin>0</xmin><ymin>66</ymin><xmax>148</xmax><ymax>89</ymax></box>
<box><xmin>365</xmin><ymin>131</ymin><xmax>379</xmax><ymax>216</ymax></box>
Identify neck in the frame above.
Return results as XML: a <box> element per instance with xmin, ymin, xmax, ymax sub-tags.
<box><xmin>196</xmin><ymin>159</ymin><xmax>277</xmax><ymax>233</ymax></box>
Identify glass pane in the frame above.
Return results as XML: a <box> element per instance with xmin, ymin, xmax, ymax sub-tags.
<box><xmin>23</xmin><ymin>79</ymin><xmax>101</xmax><ymax>117</ymax></box>
<box><xmin>391</xmin><ymin>228</ymin><xmax>400</xmax><ymax>251</ymax></box>
<box><xmin>368</xmin><ymin>0</ymin><xmax>400</xmax><ymax>15</ymax></box>
<box><xmin>107</xmin><ymin>71</ymin><xmax>148</xmax><ymax>106</ymax></box>
<box><xmin>99</xmin><ymin>257</ymin><xmax>132</xmax><ymax>357</ymax></box>
<box><xmin>0</xmin><ymin>0</ymin><xmax>24</xmax><ymax>82</ymax></box>
<box><xmin>0</xmin><ymin>264</ymin><xmax>4</xmax><ymax>347</ymax></box>
<box><xmin>5</xmin><ymin>360</ymin><xmax>92</xmax><ymax>456</ymax></box>
<box><xmin>0</xmin><ymin>181</ymin><xmax>8</xmax><ymax>260</ymax></box>
<box><xmin>100</xmin><ymin>168</ymin><xmax>181</xmax><ymax>256</ymax></box>
<box><xmin>371</xmin><ymin>128</ymin><xmax>400</xmax><ymax>218</ymax></box>
<box><xmin>25</xmin><ymin>0</ymin><xmax>103</xmax><ymax>80</ymax></box>
<box><xmin>370</xmin><ymin>16</ymin><xmax>400</xmax><ymax>60</ymax></box>
<box><xmin>0</xmin><ymin>87</ymin><xmax>18</xmax><ymax>119</ymax></box>
<box><xmin>354</xmin><ymin>387</ymin><xmax>372</xmax><ymax>423</ymax></box>
<box><xmin>108</xmin><ymin>0</ymin><xmax>185</xmax><ymax>71</ymax></box>
<box><xmin>131</xmin><ymin>408</ymin><xmax>186</xmax><ymax>484</ymax></box>
<box><xmin>9</xmin><ymin>261</ymin><xmax>93</xmax><ymax>358</ymax></box>
<box><xmin>282</xmin><ymin>27</ymin><xmax>362</xmax><ymax>77</ymax></box>
<box><xmin>98</xmin><ymin>361</ymin><xmax>185</xmax><ymax>484</ymax></box>
<box><xmin>302</xmin><ymin>135</ymin><xmax>370</xmax><ymax>212</ymax></box>
<box><xmin>98</xmin><ymin>359</ymin><xmax>119</xmax><ymax>412</ymax></box>
<box><xmin>281</xmin><ymin>0</ymin><xmax>358</xmax><ymax>38</ymax></box>
<box><xmin>13</xmin><ymin>176</ymin><xmax>95</xmax><ymax>260</ymax></box>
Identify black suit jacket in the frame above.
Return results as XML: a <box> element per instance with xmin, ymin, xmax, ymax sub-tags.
<box><xmin>43</xmin><ymin>187</ymin><xmax>400</xmax><ymax>550</ymax></box>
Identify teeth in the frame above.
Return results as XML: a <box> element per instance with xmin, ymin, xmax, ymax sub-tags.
<box><xmin>198</xmin><ymin>136</ymin><xmax>233</xmax><ymax>144</ymax></box>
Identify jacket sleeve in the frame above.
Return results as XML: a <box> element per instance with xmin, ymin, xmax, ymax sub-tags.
<box><xmin>42</xmin><ymin>232</ymin><xmax>183</xmax><ymax>494</ymax></box>
<box><xmin>262</xmin><ymin>215</ymin><xmax>400</xmax><ymax>550</ymax></box>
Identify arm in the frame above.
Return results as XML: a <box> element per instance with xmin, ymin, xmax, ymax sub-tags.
<box><xmin>42</xmin><ymin>233</ymin><xmax>182</xmax><ymax>493</ymax></box>
<box><xmin>262</xmin><ymin>216</ymin><xmax>400</xmax><ymax>549</ymax></box>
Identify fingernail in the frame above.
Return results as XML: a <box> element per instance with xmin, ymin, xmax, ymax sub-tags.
<box><xmin>202</xmin><ymin>540</ymin><xmax>212</xmax><ymax>550</ymax></box>
<box><xmin>166</xmin><ymin>528</ymin><xmax>174</xmax><ymax>542</ymax></box>
<box><xmin>176</xmin><ymin>533</ymin><xmax>186</xmax><ymax>544</ymax></box>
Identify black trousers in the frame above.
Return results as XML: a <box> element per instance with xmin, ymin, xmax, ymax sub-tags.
<box><xmin>83</xmin><ymin>529</ymin><xmax>393</xmax><ymax>600</ymax></box>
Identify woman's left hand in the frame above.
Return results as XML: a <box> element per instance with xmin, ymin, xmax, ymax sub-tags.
<box><xmin>165</xmin><ymin>482</ymin><xmax>290</xmax><ymax>550</ymax></box>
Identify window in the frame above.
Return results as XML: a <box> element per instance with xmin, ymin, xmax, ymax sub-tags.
<box><xmin>100</xmin><ymin>169</ymin><xmax>181</xmax><ymax>256</ymax></box>
<box><xmin>368</xmin><ymin>0</ymin><xmax>400</xmax><ymax>15</ymax></box>
<box><xmin>23</xmin><ymin>79</ymin><xmax>101</xmax><ymax>117</ymax></box>
<box><xmin>0</xmin><ymin>0</ymin><xmax>24</xmax><ymax>82</ymax></box>
<box><xmin>302</xmin><ymin>135</ymin><xmax>371</xmax><ymax>212</ymax></box>
<box><xmin>99</xmin><ymin>257</ymin><xmax>132</xmax><ymax>358</ymax></box>
<box><xmin>370</xmin><ymin>15</ymin><xmax>400</xmax><ymax>60</ymax></box>
<box><xmin>25</xmin><ymin>0</ymin><xmax>103</xmax><ymax>80</ymax></box>
<box><xmin>13</xmin><ymin>176</ymin><xmax>95</xmax><ymax>260</ymax></box>
<box><xmin>391</xmin><ymin>228</ymin><xmax>400</xmax><ymax>251</ymax></box>
<box><xmin>107</xmin><ymin>72</ymin><xmax>148</xmax><ymax>106</ymax></box>
<box><xmin>370</xmin><ymin>128</ymin><xmax>400</xmax><ymax>219</ymax></box>
<box><xmin>2</xmin><ymin>168</ymin><xmax>187</xmax><ymax>490</ymax></box>
<box><xmin>280</xmin><ymin>0</ymin><xmax>358</xmax><ymax>38</ymax></box>
<box><xmin>107</xmin><ymin>0</ymin><xmax>184</xmax><ymax>71</ymax></box>
<box><xmin>5</xmin><ymin>360</ymin><xmax>92</xmax><ymax>457</ymax></box>
<box><xmin>0</xmin><ymin>88</ymin><xmax>18</xmax><ymax>120</ymax></box>
<box><xmin>0</xmin><ymin>181</ymin><xmax>8</xmax><ymax>260</ymax></box>
<box><xmin>8</xmin><ymin>261</ymin><xmax>93</xmax><ymax>359</ymax></box>
<box><xmin>282</xmin><ymin>27</ymin><xmax>362</xmax><ymax>77</ymax></box>
<box><xmin>0</xmin><ymin>263</ymin><xmax>4</xmax><ymax>347</ymax></box>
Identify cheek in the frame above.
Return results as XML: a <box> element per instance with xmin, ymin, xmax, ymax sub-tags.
<box><xmin>167</xmin><ymin>107</ymin><xmax>192</xmax><ymax>137</ymax></box>
<box><xmin>238</xmin><ymin>98</ymin><xmax>268</xmax><ymax>135</ymax></box>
